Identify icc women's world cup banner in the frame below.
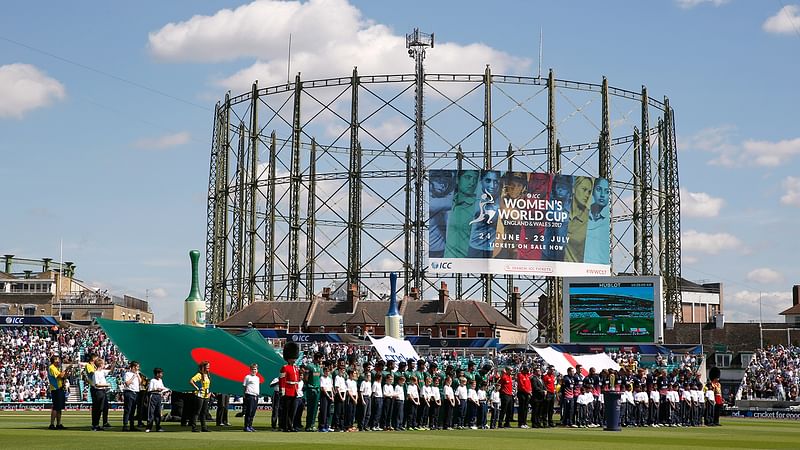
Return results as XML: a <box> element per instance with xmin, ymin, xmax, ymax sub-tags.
<box><xmin>428</xmin><ymin>170</ymin><xmax>611</xmax><ymax>277</ymax></box>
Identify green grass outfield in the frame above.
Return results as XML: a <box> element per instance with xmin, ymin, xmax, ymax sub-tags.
<box><xmin>1</xmin><ymin>411</ymin><xmax>798</xmax><ymax>449</ymax></box>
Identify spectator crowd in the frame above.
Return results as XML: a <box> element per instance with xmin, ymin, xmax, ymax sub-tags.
<box><xmin>0</xmin><ymin>326</ymin><xmax>127</xmax><ymax>403</ymax></box>
<box><xmin>738</xmin><ymin>345</ymin><xmax>800</xmax><ymax>401</ymax></box>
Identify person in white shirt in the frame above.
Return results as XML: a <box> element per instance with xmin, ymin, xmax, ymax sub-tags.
<box><xmin>666</xmin><ymin>384</ymin><xmax>679</xmax><ymax>426</ymax></box>
<box><xmin>146</xmin><ymin>368</ymin><xmax>168</xmax><ymax>432</ymax></box>
<box><xmin>406</xmin><ymin>376</ymin><xmax>421</xmax><ymax>430</ymax></box>
<box><xmin>691</xmin><ymin>385</ymin><xmax>701</xmax><ymax>426</ymax></box>
<box><xmin>649</xmin><ymin>387</ymin><xmax>660</xmax><ymax>427</ymax></box>
<box><xmin>680</xmin><ymin>384</ymin><xmax>692</xmax><ymax>426</ymax></box>
<box><xmin>358</xmin><ymin>372</ymin><xmax>372</xmax><ymax>431</ymax></box>
<box><xmin>382</xmin><ymin>374</ymin><xmax>396</xmax><ymax>430</ymax></box>
<box><xmin>489</xmin><ymin>386</ymin><xmax>501</xmax><ymax>429</ymax></box>
<box><xmin>319</xmin><ymin>365</ymin><xmax>334</xmax><ymax>432</ymax></box>
<box><xmin>634</xmin><ymin>386</ymin><xmax>649</xmax><ymax>427</ymax></box>
<box><xmin>454</xmin><ymin>378</ymin><xmax>468</xmax><ymax>429</ymax></box>
<box><xmin>122</xmin><ymin>361</ymin><xmax>141</xmax><ymax>431</ymax></box>
<box><xmin>91</xmin><ymin>359</ymin><xmax>112</xmax><ymax>431</ymax></box>
<box><xmin>476</xmin><ymin>383</ymin><xmax>488</xmax><ymax>429</ymax></box>
<box><xmin>430</xmin><ymin>376</ymin><xmax>442</xmax><ymax>430</ymax></box>
<box><xmin>704</xmin><ymin>382</ymin><xmax>715</xmax><ymax>426</ymax></box>
<box><xmin>242</xmin><ymin>363</ymin><xmax>260</xmax><ymax>432</ymax></box>
<box><xmin>621</xmin><ymin>385</ymin><xmax>635</xmax><ymax>427</ymax></box>
<box><xmin>443</xmin><ymin>376</ymin><xmax>456</xmax><ymax>430</ymax></box>
<box><xmin>345</xmin><ymin>370</ymin><xmax>358</xmax><ymax>431</ymax></box>
<box><xmin>370</xmin><ymin>373</ymin><xmax>383</xmax><ymax>431</ymax></box>
<box><xmin>419</xmin><ymin>377</ymin><xmax>433</xmax><ymax>430</ymax></box>
<box><xmin>333</xmin><ymin>367</ymin><xmax>348</xmax><ymax>431</ymax></box>
<box><xmin>392</xmin><ymin>376</ymin><xmax>406</xmax><ymax>431</ymax></box>
<box><xmin>467</xmin><ymin>380</ymin><xmax>479</xmax><ymax>429</ymax></box>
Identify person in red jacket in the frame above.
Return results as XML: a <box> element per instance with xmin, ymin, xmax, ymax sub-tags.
<box><xmin>497</xmin><ymin>367</ymin><xmax>514</xmax><ymax>428</ymax></box>
<box><xmin>542</xmin><ymin>366</ymin><xmax>556</xmax><ymax>427</ymax></box>
<box><xmin>516</xmin><ymin>366</ymin><xmax>533</xmax><ymax>428</ymax></box>
<box><xmin>280</xmin><ymin>342</ymin><xmax>301</xmax><ymax>432</ymax></box>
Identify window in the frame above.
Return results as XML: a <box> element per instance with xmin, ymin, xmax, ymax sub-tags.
<box><xmin>739</xmin><ymin>353</ymin><xmax>753</xmax><ymax>368</ymax></box>
<box><xmin>445</xmin><ymin>328</ymin><xmax>457</xmax><ymax>337</ymax></box>
<box><xmin>88</xmin><ymin>311</ymin><xmax>103</xmax><ymax>320</ymax></box>
<box><xmin>60</xmin><ymin>311</ymin><xmax>73</xmax><ymax>320</ymax></box>
<box><xmin>715</xmin><ymin>353</ymin><xmax>732</xmax><ymax>368</ymax></box>
<box><xmin>476</xmin><ymin>331</ymin><xmax>486</xmax><ymax>338</ymax></box>
<box><xmin>0</xmin><ymin>304</ymin><xmax>9</xmax><ymax>315</ymax></box>
<box><xmin>459</xmin><ymin>327</ymin><xmax>467</xmax><ymax>338</ymax></box>
<box><xmin>23</xmin><ymin>306</ymin><xmax>36</xmax><ymax>316</ymax></box>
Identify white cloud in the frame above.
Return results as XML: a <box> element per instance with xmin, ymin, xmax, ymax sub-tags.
<box><xmin>678</xmin><ymin>125</ymin><xmax>738</xmax><ymax>166</ymax></box>
<box><xmin>148</xmin><ymin>287</ymin><xmax>169</xmax><ymax>299</ymax></box>
<box><xmin>725</xmin><ymin>290</ymin><xmax>792</xmax><ymax>323</ymax></box>
<box><xmin>763</xmin><ymin>5</ymin><xmax>800</xmax><ymax>35</ymax></box>
<box><xmin>746</xmin><ymin>268</ymin><xmax>784</xmax><ymax>284</ymax></box>
<box><xmin>675</xmin><ymin>0</ymin><xmax>729</xmax><ymax>9</ymax></box>
<box><xmin>132</xmin><ymin>131</ymin><xmax>191</xmax><ymax>150</ymax></box>
<box><xmin>781</xmin><ymin>176</ymin><xmax>800</xmax><ymax>207</ymax></box>
<box><xmin>0</xmin><ymin>63</ymin><xmax>66</xmax><ymax>119</ymax></box>
<box><xmin>680</xmin><ymin>125</ymin><xmax>800</xmax><ymax>167</ymax></box>
<box><xmin>680</xmin><ymin>188</ymin><xmax>724</xmax><ymax>218</ymax></box>
<box><xmin>741</xmin><ymin>137</ymin><xmax>800</xmax><ymax>167</ymax></box>
<box><xmin>148</xmin><ymin>0</ymin><xmax>531</xmax><ymax>91</ymax></box>
<box><xmin>681</xmin><ymin>229</ymin><xmax>742</xmax><ymax>254</ymax></box>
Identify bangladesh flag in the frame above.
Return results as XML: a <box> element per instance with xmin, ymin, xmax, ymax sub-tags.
<box><xmin>97</xmin><ymin>318</ymin><xmax>284</xmax><ymax>395</ymax></box>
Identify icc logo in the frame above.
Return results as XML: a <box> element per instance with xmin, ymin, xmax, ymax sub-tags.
<box><xmin>5</xmin><ymin>317</ymin><xmax>22</xmax><ymax>324</ymax></box>
<box><xmin>431</xmin><ymin>262</ymin><xmax>452</xmax><ymax>270</ymax></box>
<box><xmin>292</xmin><ymin>334</ymin><xmax>310</xmax><ymax>342</ymax></box>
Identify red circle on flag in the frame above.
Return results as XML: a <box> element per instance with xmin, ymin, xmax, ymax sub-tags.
<box><xmin>190</xmin><ymin>348</ymin><xmax>264</xmax><ymax>383</ymax></box>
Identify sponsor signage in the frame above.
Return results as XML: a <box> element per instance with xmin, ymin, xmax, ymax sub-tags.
<box><xmin>428</xmin><ymin>170</ymin><xmax>611</xmax><ymax>276</ymax></box>
<box><xmin>0</xmin><ymin>316</ymin><xmax>59</xmax><ymax>326</ymax></box>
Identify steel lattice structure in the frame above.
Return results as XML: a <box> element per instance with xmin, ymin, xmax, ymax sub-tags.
<box><xmin>204</xmin><ymin>30</ymin><xmax>682</xmax><ymax>341</ymax></box>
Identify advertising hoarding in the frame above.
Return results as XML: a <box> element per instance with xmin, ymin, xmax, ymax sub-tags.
<box><xmin>428</xmin><ymin>170</ymin><xmax>611</xmax><ymax>276</ymax></box>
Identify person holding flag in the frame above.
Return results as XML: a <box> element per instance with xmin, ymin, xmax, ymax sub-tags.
<box><xmin>189</xmin><ymin>361</ymin><xmax>212</xmax><ymax>432</ymax></box>
<box><xmin>47</xmin><ymin>355</ymin><xmax>69</xmax><ymax>430</ymax></box>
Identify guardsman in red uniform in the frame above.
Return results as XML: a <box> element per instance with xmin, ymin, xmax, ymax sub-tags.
<box><xmin>280</xmin><ymin>342</ymin><xmax>301</xmax><ymax>432</ymax></box>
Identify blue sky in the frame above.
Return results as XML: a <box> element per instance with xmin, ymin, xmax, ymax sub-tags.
<box><xmin>2</xmin><ymin>0</ymin><xmax>799</xmax><ymax>323</ymax></box>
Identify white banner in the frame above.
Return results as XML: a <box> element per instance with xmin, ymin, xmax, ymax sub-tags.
<box><xmin>532</xmin><ymin>346</ymin><xmax>620</xmax><ymax>376</ymax></box>
<box><xmin>368</xmin><ymin>335</ymin><xmax>420</xmax><ymax>363</ymax></box>
<box><xmin>429</xmin><ymin>258</ymin><xmax>610</xmax><ymax>277</ymax></box>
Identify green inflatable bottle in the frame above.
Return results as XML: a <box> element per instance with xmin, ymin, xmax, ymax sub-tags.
<box><xmin>184</xmin><ymin>250</ymin><xmax>207</xmax><ymax>327</ymax></box>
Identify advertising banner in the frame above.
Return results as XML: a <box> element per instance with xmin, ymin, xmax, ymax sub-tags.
<box><xmin>428</xmin><ymin>170</ymin><xmax>611</xmax><ymax>276</ymax></box>
<box><xmin>368</xmin><ymin>335</ymin><xmax>420</xmax><ymax>363</ymax></box>
<box><xmin>562</xmin><ymin>276</ymin><xmax>663</xmax><ymax>344</ymax></box>
<box><xmin>0</xmin><ymin>316</ymin><xmax>59</xmax><ymax>326</ymax></box>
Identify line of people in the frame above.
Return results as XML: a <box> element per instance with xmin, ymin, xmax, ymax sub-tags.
<box><xmin>46</xmin><ymin>343</ymin><xmax>723</xmax><ymax>433</ymax></box>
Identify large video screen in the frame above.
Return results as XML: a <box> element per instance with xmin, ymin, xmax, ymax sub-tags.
<box><xmin>427</xmin><ymin>170</ymin><xmax>611</xmax><ymax>277</ymax></box>
<box><xmin>563</xmin><ymin>276</ymin><xmax>663</xmax><ymax>344</ymax></box>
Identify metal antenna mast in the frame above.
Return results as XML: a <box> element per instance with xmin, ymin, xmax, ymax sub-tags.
<box><xmin>406</xmin><ymin>28</ymin><xmax>434</xmax><ymax>294</ymax></box>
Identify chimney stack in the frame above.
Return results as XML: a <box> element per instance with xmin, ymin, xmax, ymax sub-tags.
<box><xmin>793</xmin><ymin>285</ymin><xmax>800</xmax><ymax>306</ymax></box>
<box><xmin>438</xmin><ymin>282</ymin><xmax>450</xmax><ymax>314</ymax></box>
<box><xmin>347</xmin><ymin>283</ymin><xmax>359</xmax><ymax>314</ymax></box>
<box><xmin>42</xmin><ymin>258</ymin><xmax>52</xmax><ymax>272</ymax></box>
<box><xmin>510</xmin><ymin>286</ymin><xmax>521</xmax><ymax>326</ymax></box>
<box><xmin>3</xmin><ymin>255</ymin><xmax>13</xmax><ymax>274</ymax></box>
